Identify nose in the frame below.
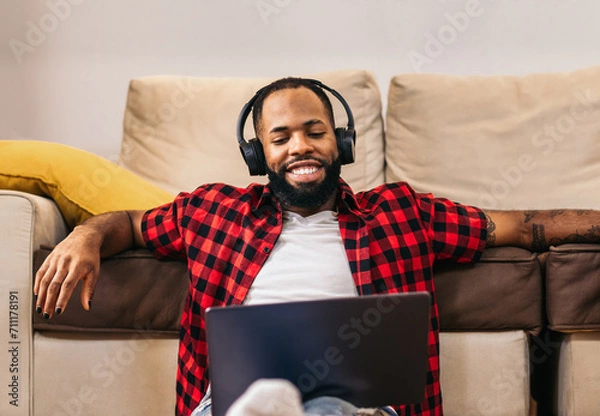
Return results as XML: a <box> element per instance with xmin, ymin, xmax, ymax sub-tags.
<box><xmin>288</xmin><ymin>133</ymin><xmax>314</xmax><ymax>156</ymax></box>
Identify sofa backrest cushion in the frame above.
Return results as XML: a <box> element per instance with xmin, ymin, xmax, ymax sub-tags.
<box><xmin>119</xmin><ymin>70</ymin><xmax>384</xmax><ymax>194</ymax></box>
<box><xmin>385</xmin><ymin>66</ymin><xmax>600</xmax><ymax>210</ymax></box>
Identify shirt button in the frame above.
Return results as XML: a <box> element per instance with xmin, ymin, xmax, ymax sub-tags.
<box><xmin>263</xmin><ymin>247</ymin><xmax>270</xmax><ymax>253</ymax></box>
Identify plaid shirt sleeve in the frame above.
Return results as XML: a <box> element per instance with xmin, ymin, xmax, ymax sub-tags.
<box><xmin>413</xmin><ymin>190</ymin><xmax>488</xmax><ymax>263</ymax></box>
<box><xmin>141</xmin><ymin>191</ymin><xmax>190</xmax><ymax>261</ymax></box>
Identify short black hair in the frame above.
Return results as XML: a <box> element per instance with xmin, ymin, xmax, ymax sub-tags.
<box><xmin>251</xmin><ymin>77</ymin><xmax>335</xmax><ymax>138</ymax></box>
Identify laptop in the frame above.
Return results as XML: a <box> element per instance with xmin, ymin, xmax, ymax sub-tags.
<box><xmin>205</xmin><ymin>292</ymin><xmax>431</xmax><ymax>416</ymax></box>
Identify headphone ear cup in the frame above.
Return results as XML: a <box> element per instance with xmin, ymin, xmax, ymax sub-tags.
<box><xmin>242</xmin><ymin>138</ymin><xmax>267</xmax><ymax>176</ymax></box>
<box><xmin>239</xmin><ymin>138</ymin><xmax>267</xmax><ymax>176</ymax></box>
<box><xmin>335</xmin><ymin>127</ymin><xmax>355</xmax><ymax>165</ymax></box>
<box><xmin>250</xmin><ymin>138</ymin><xmax>266</xmax><ymax>176</ymax></box>
<box><xmin>238</xmin><ymin>140</ymin><xmax>255</xmax><ymax>174</ymax></box>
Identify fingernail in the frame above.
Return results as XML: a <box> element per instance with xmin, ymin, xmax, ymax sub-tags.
<box><xmin>55</xmin><ymin>307</ymin><xmax>62</xmax><ymax>315</ymax></box>
<box><xmin>43</xmin><ymin>312</ymin><xmax>50</xmax><ymax>320</ymax></box>
<box><xmin>36</xmin><ymin>306</ymin><xmax>42</xmax><ymax>314</ymax></box>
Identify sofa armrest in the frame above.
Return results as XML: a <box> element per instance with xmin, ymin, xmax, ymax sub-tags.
<box><xmin>0</xmin><ymin>190</ymin><xmax>68</xmax><ymax>416</ymax></box>
<box><xmin>0</xmin><ymin>190</ymin><xmax>69</xmax><ymax>249</ymax></box>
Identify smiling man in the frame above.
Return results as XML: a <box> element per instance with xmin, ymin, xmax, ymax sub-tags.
<box><xmin>34</xmin><ymin>77</ymin><xmax>600</xmax><ymax>416</ymax></box>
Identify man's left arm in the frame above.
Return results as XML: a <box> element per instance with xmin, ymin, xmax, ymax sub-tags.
<box><xmin>483</xmin><ymin>210</ymin><xmax>600</xmax><ymax>251</ymax></box>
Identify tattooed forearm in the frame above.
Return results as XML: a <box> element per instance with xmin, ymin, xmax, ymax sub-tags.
<box><xmin>547</xmin><ymin>225</ymin><xmax>600</xmax><ymax>246</ymax></box>
<box><xmin>487</xmin><ymin>210</ymin><xmax>600</xmax><ymax>251</ymax></box>
<box><xmin>486</xmin><ymin>213</ymin><xmax>497</xmax><ymax>247</ymax></box>
<box><xmin>530</xmin><ymin>222</ymin><xmax>600</xmax><ymax>251</ymax></box>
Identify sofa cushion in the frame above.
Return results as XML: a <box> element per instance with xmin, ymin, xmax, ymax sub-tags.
<box><xmin>34</xmin><ymin>247</ymin><xmax>542</xmax><ymax>334</ymax></box>
<box><xmin>554</xmin><ymin>332</ymin><xmax>600</xmax><ymax>414</ymax></box>
<box><xmin>0</xmin><ymin>141</ymin><xmax>174</xmax><ymax>229</ymax></box>
<box><xmin>545</xmin><ymin>244</ymin><xmax>600</xmax><ymax>331</ymax></box>
<box><xmin>434</xmin><ymin>247</ymin><xmax>543</xmax><ymax>334</ymax></box>
<box><xmin>119</xmin><ymin>70</ymin><xmax>385</xmax><ymax>194</ymax></box>
<box><xmin>385</xmin><ymin>66</ymin><xmax>600</xmax><ymax>210</ymax></box>
<box><xmin>439</xmin><ymin>331</ymin><xmax>531</xmax><ymax>415</ymax></box>
<box><xmin>33</xmin><ymin>332</ymin><xmax>178</xmax><ymax>416</ymax></box>
<box><xmin>33</xmin><ymin>248</ymin><xmax>188</xmax><ymax>333</ymax></box>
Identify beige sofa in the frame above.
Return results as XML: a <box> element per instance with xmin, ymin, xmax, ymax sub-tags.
<box><xmin>1</xmin><ymin>67</ymin><xmax>599</xmax><ymax>415</ymax></box>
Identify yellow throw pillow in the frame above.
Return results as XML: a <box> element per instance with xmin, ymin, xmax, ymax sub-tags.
<box><xmin>0</xmin><ymin>140</ymin><xmax>175</xmax><ymax>229</ymax></box>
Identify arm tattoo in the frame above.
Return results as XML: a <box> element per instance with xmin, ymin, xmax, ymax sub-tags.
<box><xmin>485</xmin><ymin>213</ymin><xmax>496</xmax><ymax>247</ymax></box>
<box><xmin>524</xmin><ymin>211</ymin><xmax>537</xmax><ymax>223</ymax></box>
<box><xmin>523</xmin><ymin>210</ymin><xmax>600</xmax><ymax>250</ymax></box>
<box><xmin>525</xmin><ymin>209</ymin><xmax>571</xmax><ymax>223</ymax></box>
<box><xmin>587</xmin><ymin>225</ymin><xmax>600</xmax><ymax>239</ymax></box>
<box><xmin>548</xmin><ymin>209</ymin><xmax>566</xmax><ymax>218</ymax></box>
<box><xmin>532</xmin><ymin>224</ymin><xmax>547</xmax><ymax>252</ymax></box>
<box><xmin>548</xmin><ymin>234</ymin><xmax>588</xmax><ymax>246</ymax></box>
<box><xmin>548</xmin><ymin>225</ymin><xmax>600</xmax><ymax>246</ymax></box>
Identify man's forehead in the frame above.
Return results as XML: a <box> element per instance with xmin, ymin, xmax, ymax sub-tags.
<box><xmin>255</xmin><ymin>85</ymin><xmax>333</xmax><ymax>138</ymax></box>
<box><xmin>268</xmin><ymin>119</ymin><xmax>326</xmax><ymax>134</ymax></box>
<box><xmin>261</xmin><ymin>87</ymin><xmax>328</xmax><ymax>116</ymax></box>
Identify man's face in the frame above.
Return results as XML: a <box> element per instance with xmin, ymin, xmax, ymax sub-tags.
<box><xmin>257</xmin><ymin>87</ymin><xmax>341</xmax><ymax>211</ymax></box>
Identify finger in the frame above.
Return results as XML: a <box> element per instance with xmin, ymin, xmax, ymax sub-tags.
<box><xmin>35</xmin><ymin>263</ymin><xmax>58</xmax><ymax>315</ymax></box>
<box><xmin>42</xmin><ymin>266</ymin><xmax>69</xmax><ymax>319</ymax></box>
<box><xmin>34</xmin><ymin>258</ymin><xmax>52</xmax><ymax>298</ymax></box>
<box><xmin>80</xmin><ymin>271</ymin><xmax>98</xmax><ymax>311</ymax></box>
<box><xmin>54</xmin><ymin>267</ymin><xmax>89</xmax><ymax>316</ymax></box>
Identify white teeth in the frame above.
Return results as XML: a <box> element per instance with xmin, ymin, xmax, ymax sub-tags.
<box><xmin>291</xmin><ymin>167</ymin><xmax>318</xmax><ymax>175</ymax></box>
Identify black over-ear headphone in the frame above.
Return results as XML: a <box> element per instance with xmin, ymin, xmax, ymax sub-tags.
<box><xmin>236</xmin><ymin>79</ymin><xmax>356</xmax><ymax>176</ymax></box>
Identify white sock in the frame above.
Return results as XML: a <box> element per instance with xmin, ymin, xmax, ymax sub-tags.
<box><xmin>226</xmin><ymin>379</ymin><xmax>305</xmax><ymax>416</ymax></box>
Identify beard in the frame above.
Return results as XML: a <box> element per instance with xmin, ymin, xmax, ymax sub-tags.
<box><xmin>266</xmin><ymin>156</ymin><xmax>342</xmax><ymax>210</ymax></box>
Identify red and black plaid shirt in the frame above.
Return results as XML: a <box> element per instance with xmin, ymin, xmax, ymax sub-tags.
<box><xmin>142</xmin><ymin>179</ymin><xmax>487</xmax><ymax>416</ymax></box>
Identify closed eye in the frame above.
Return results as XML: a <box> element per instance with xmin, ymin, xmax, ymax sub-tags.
<box><xmin>272</xmin><ymin>137</ymin><xmax>289</xmax><ymax>145</ymax></box>
<box><xmin>308</xmin><ymin>132</ymin><xmax>325</xmax><ymax>138</ymax></box>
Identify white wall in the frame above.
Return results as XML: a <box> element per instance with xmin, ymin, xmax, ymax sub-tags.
<box><xmin>1</xmin><ymin>0</ymin><xmax>599</xmax><ymax>159</ymax></box>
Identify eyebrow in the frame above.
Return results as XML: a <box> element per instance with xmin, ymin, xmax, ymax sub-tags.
<box><xmin>269</xmin><ymin>119</ymin><xmax>325</xmax><ymax>134</ymax></box>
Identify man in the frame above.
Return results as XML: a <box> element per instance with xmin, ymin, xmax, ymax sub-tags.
<box><xmin>34</xmin><ymin>77</ymin><xmax>600</xmax><ymax>416</ymax></box>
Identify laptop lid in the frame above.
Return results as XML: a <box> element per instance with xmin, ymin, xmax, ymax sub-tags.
<box><xmin>205</xmin><ymin>292</ymin><xmax>431</xmax><ymax>416</ymax></box>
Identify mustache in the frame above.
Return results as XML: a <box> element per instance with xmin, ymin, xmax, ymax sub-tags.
<box><xmin>279</xmin><ymin>156</ymin><xmax>329</xmax><ymax>172</ymax></box>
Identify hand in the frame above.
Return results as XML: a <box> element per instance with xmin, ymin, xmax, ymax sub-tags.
<box><xmin>34</xmin><ymin>226</ymin><xmax>102</xmax><ymax>319</ymax></box>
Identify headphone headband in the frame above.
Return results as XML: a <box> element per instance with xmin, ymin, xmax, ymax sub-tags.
<box><xmin>236</xmin><ymin>78</ymin><xmax>356</xmax><ymax>176</ymax></box>
<box><xmin>236</xmin><ymin>85</ymin><xmax>268</xmax><ymax>148</ymax></box>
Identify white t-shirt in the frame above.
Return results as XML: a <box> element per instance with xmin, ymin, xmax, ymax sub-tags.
<box><xmin>244</xmin><ymin>210</ymin><xmax>357</xmax><ymax>305</ymax></box>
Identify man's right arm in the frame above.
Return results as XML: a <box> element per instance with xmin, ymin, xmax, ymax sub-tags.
<box><xmin>34</xmin><ymin>210</ymin><xmax>145</xmax><ymax>319</ymax></box>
